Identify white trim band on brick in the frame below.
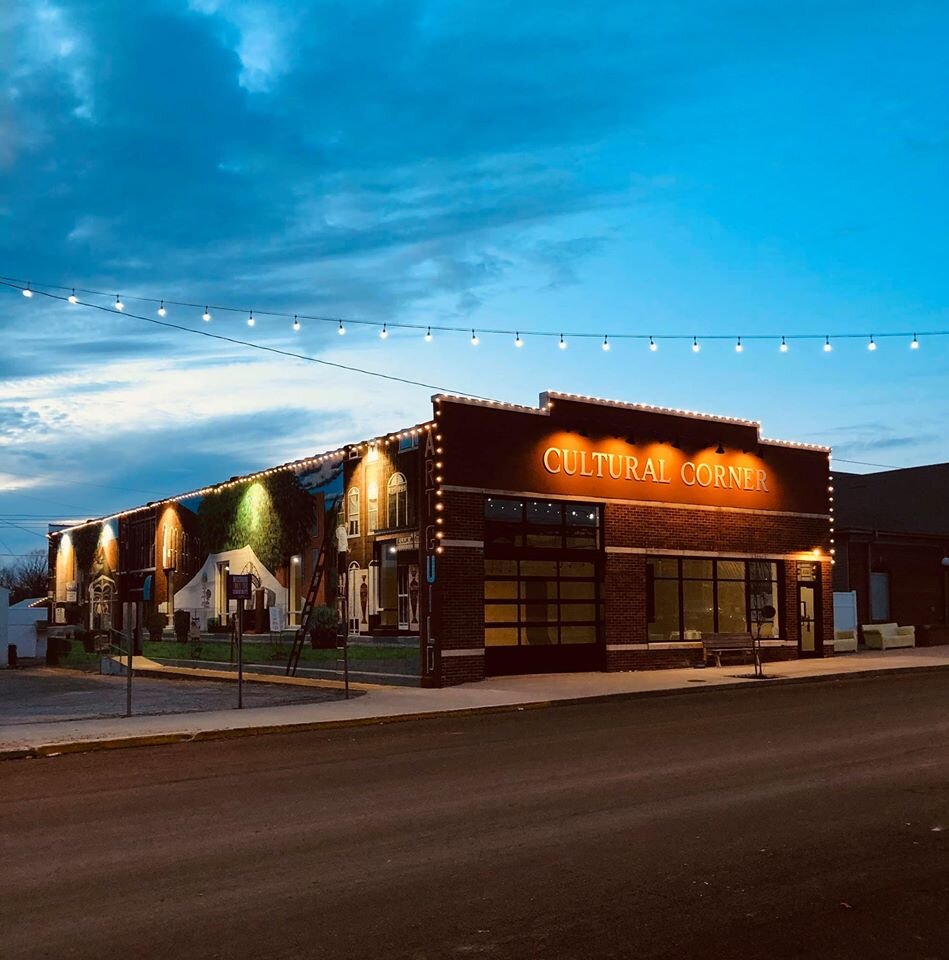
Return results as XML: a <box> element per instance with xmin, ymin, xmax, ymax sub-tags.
<box><xmin>605</xmin><ymin>546</ymin><xmax>832</xmax><ymax>563</ymax></box>
<box><xmin>440</xmin><ymin>539</ymin><xmax>485</xmax><ymax>549</ymax></box>
<box><xmin>440</xmin><ymin>648</ymin><xmax>486</xmax><ymax>658</ymax></box>
<box><xmin>441</xmin><ymin>485</ymin><xmax>830</xmax><ymax>522</ymax></box>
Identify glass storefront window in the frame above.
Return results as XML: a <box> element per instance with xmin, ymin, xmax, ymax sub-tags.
<box><xmin>647</xmin><ymin>557</ymin><xmax>783</xmax><ymax>641</ymax></box>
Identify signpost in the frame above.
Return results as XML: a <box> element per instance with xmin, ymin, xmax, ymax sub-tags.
<box><xmin>227</xmin><ymin>574</ymin><xmax>253</xmax><ymax>709</ymax></box>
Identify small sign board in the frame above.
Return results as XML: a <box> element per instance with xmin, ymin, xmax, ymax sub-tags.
<box><xmin>227</xmin><ymin>574</ymin><xmax>253</xmax><ymax>600</ymax></box>
<box><xmin>268</xmin><ymin>605</ymin><xmax>287</xmax><ymax>632</ymax></box>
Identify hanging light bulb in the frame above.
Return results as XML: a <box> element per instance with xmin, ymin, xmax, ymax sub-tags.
<box><xmin>911</xmin><ymin>333</ymin><xmax>920</xmax><ymax>350</ymax></box>
<box><xmin>292</xmin><ymin>315</ymin><xmax>301</xmax><ymax>332</ymax></box>
<box><xmin>602</xmin><ymin>335</ymin><xmax>610</xmax><ymax>352</ymax></box>
<box><xmin>559</xmin><ymin>333</ymin><xmax>567</xmax><ymax>350</ymax></box>
<box><xmin>649</xmin><ymin>336</ymin><xmax>657</xmax><ymax>352</ymax></box>
<box><xmin>380</xmin><ymin>323</ymin><xmax>388</xmax><ymax>339</ymax></box>
<box><xmin>735</xmin><ymin>337</ymin><xmax>743</xmax><ymax>353</ymax></box>
<box><xmin>114</xmin><ymin>294</ymin><xmax>124</xmax><ymax>310</ymax></box>
<box><xmin>21</xmin><ymin>283</ymin><xmax>33</xmax><ymax>298</ymax></box>
<box><xmin>692</xmin><ymin>336</ymin><xmax>700</xmax><ymax>353</ymax></box>
<box><xmin>247</xmin><ymin>310</ymin><xmax>255</xmax><ymax>327</ymax></box>
<box><xmin>823</xmin><ymin>336</ymin><xmax>832</xmax><ymax>352</ymax></box>
<box><xmin>202</xmin><ymin>306</ymin><xmax>211</xmax><ymax>322</ymax></box>
<box><xmin>514</xmin><ymin>331</ymin><xmax>523</xmax><ymax>348</ymax></box>
<box><xmin>424</xmin><ymin>326</ymin><xmax>432</xmax><ymax>342</ymax></box>
<box><xmin>780</xmin><ymin>336</ymin><xmax>788</xmax><ymax>353</ymax></box>
<box><xmin>157</xmin><ymin>299</ymin><xmax>166</xmax><ymax>316</ymax></box>
<box><xmin>867</xmin><ymin>335</ymin><xmax>876</xmax><ymax>351</ymax></box>
<box><xmin>68</xmin><ymin>288</ymin><xmax>78</xmax><ymax>304</ymax></box>
<box><xmin>471</xmin><ymin>329</ymin><xmax>479</xmax><ymax>346</ymax></box>
<box><xmin>338</xmin><ymin>320</ymin><xmax>346</xmax><ymax>336</ymax></box>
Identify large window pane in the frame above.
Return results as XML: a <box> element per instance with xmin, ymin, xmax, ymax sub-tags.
<box><xmin>750</xmin><ymin>580</ymin><xmax>780</xmax><ymax>638</ymax></box>
<box><xmin>485</xmin><ymin>498</ymin><xmax>522</xmax><ymax>522</ymax></box>
<box><xmin>485</xmin><ymin>559</ymin><xmax>517</xmax><ymax>577</ymax></box>
<box><xmin>565</xmin><ymin>505</ymin><xmax>599</xmax><ymax>526</ymax></box>
<box><xmin>521</xmin><ymin>624</ymin><xmax>557</xmax><ymax>645</ymax></box>
<box><xmin>717</xmin><ymin>559</ymin><xmax>745</xmax><ymax>581</ymax></box>
<box><xmin>561</xmin><ymin>625</ymin><xmax>597</xmax><ymax>644</ymax></box>
<box><xmin>520</xmin><ymin>560</ymin><xmax>559</xmax><ymax>577</ymax></box>
<box><xmin>649</xmin><ymin>558</ymin><xmax>679</xmax><ymax>579</ymax></box>
<box><xmin>561</xmin><ymin>603</ymin><xmax>598</xmax><ymax>622</ymax></box>
<box><xmin>748</xmin><ymin>560</ymin><xmax>777</xmax><ymax>582</ymax></box>
<box><xmin>523</xmin><ymin>603</ymin><xmax>558</xmax><ymax>622</ymax></box>
<box><xmin>683</xmin><ymin>580</ymin><xmax>714</xmax><ymax>635</ymax></box>
<box><xmin>526</xmin><ymin>529</ymin><xmax>562</xmax><ymax>549</ymax></box>
<box><xmin>485</xmin><ymin>580</ymin><xmax>517</xmax><ymax>600</ymax></box>
<box><xmin>649</xmin><ymin>579</ymin><xmax>679</xmax><ymax>641</ymax></box>
<box><xmin>682</xmin><ymin>559</ymin><xmax>713</xmax><ymax>579</ymax></box>
<box><xmin>485</xmin><ymin>627</ymin><xmax>518</xmax><ymax>646</ymax></box>
<box><xmin>560</xmin><ymin>580</ymin><xmax>596</xmax><ymax>600</ymax></box>
<box><xmin>717</xmin><ymin>580</ymin><xmax>747</xmax><ymax>633</ymax></box>
<box><xmin>527</xmin><ymin>501</ymin><xmax>562</xmax><ymax>525</ymax></box>
<box><xmin>484</xmin><ymin>603</ymin><xmax>518</xmax><ymax>623</ymax></box>
<box><xmin>521</xmin><ymin>580</ymin><xmax>557</xmax><ymax>601</ymax></box>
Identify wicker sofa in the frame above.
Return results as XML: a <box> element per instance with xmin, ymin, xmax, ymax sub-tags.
<box><xmin>862</xmin><ymin>623</ymin><xmax>915</xmax><ymax>650</ymax></box>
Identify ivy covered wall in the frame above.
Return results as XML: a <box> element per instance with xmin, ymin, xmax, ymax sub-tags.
<box><xmin>197</xmin><ymin>472</ymin><xmax>315</xmax><ymax>571</ymax></box>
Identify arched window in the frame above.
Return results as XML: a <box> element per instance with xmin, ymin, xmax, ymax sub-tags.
<box><xmin>347</xmin><ymin>487</ymin><xmax>360</xmax><ymax>537</ymax></box>
<box><xmin>387</xmin><ymin>473</ymin><xmax>408</xmax><ymax>529</ymax></box>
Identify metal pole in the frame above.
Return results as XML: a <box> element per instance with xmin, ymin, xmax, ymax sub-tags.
<box><xmin>237</xmin><ymin>600</ymin><xmax>244</xmax><ymax>709</ymax></box>
<box><xmin>126</xmin><ymin>603</ymin><xmax>136</xmax><ymax>717</ymax></box>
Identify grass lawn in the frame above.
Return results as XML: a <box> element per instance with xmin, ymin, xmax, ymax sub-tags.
<box><xmin>142</xmin><ymin>640</ymin><xmax>418</xmax><ymax>664</ymax></box>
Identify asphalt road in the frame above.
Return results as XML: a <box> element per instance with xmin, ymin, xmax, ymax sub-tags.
<box><xmin>2</xmin><ymin>671</ymin><xmax>948</xmax><ymax>960</ymax></box>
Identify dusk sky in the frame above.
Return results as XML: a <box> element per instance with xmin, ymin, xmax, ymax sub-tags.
<box><xmin>1</xmin><ymin>0</ymin><xmax>948</xmax><ymax>560</ymax></box>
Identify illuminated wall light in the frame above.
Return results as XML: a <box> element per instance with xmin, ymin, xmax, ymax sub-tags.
<box><xmin>602</xmin><ymin>335</ymin><xmax>610</xmax><ymax>352</ymax></box>
<box><xmin>735</xmin><ymin>337</ymin><xmax>743</xmax><ymax>353</ymax></box>
<box><xmin>292</xmin><ymin>315</ymin><xmax>301</xmax><ymax>332</ymax></box>
<box><xmin>471</xmin><ymin>329</ymin><xmax>479</xmax><ymax>346</ymax></box>
<box><xmin>692</xmin><ymin>337</ymin><xmax>700</xmax><ymax>353</ymax></box>
<box><xmin>68</xmin><ymin>289</ymin><xmax>78</xmax><ymax>305</ymax></box>
<box><xmin>559</xmin><ymin>333</ymin><xmax>567</xmax><ymax>350</ymax></box>
<box><xmin>247</xmin><ymin>310</ymin><xmax>255</xmax><ymax>327</ymax></box>
<box><xmin>515</xmin><ymin>331</ymin><xmax>523</xmax><ymax>348</ymax></box>
<box><xmin>868</xmin><ymin>335</ymin><xmax>877</xmax><ymax>351</ymax></box>
<box><xmin>823</xmin><ymin>336</ymin><xmax>832</xmax><ymax>352</ymax></box>
<box><xmin>22</xmin><ymin>283</ymin><xmax>34</xmax><ymax>298</ymax></box>
<box><xmin>911</xmin><ymin>334</ymin><xmax>919</xmax><ymax>349</ymax></box>
<box><xmin>436</xmin><ymin>546</ymin><xmax>444</xmax><ymax>554</ymax></box>
<box><xmin>649</xmin><ymin>336</ymin><xmax>657</xmax><ymax>352</ymax></box>
<box><xmin>380</xmin><ymin>323</ymin><xmax>388</xmax><ymax>339</ymax></box>
<box><xmin>115</xmin><ymin>294</ymin><xmax>124</xmax><ymax>311</ymax></box>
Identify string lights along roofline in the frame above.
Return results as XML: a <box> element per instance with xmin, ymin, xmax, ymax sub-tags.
<box><xmin>4</xmin><ymin>274</ymin><xmax>944</xmax><ymax>350</ymax></box>
<box><xmin>47</xmin><ymin>420</ymin><xmax>438</xmax><ymax>537</ymax></box>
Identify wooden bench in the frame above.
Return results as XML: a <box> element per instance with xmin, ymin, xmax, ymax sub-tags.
<box><xmin>702</xmin><ymin>632</ymin><xmax>756</xmax><ymax>668</ymax></box>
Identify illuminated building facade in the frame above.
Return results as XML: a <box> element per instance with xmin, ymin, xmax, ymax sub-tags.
<box><xmin>48</xmin><ymin>392</ymin><xmax>834</xmax><ymax>686</ymax></box>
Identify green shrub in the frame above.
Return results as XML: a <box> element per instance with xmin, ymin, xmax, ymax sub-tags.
<box><xmin>309</xmin><ymin>604</ymin><xmax>340</xmax><ymax>648</ymax></box>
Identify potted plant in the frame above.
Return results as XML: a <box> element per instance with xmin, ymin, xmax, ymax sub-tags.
<box><xmin>309</xmin><ymin>604</ymin><xmax>340</xmax><ymax>649</ymax></box>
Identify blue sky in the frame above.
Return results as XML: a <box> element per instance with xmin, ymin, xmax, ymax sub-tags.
<box><xmin>1</xmin><ymin>0</ymin><xmax>948</xmax><ymax>560</ymax></box>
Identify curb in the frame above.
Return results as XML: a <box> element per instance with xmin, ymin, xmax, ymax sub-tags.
<box><xmin>4</xmin><ymin>661</ymin><xmax>949</xmax><ymax>762</ymax></box>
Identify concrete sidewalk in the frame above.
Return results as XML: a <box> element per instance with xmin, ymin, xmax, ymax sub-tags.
<box><xmin>3</xmin><ymin>646</ymin><xmax>949</xmax><ymax>760</ymax></box>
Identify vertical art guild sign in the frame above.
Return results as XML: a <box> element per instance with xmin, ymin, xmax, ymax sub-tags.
<box><xmin>420</xmin><ymin>426</ymin><xmax>438</xmax><ymax>682</ymax></box>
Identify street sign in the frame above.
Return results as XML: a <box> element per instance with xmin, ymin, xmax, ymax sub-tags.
<box><xmin>227</xmin><ymin>574</ymin><xmax>253</xmax><ymax>600</ymax></box>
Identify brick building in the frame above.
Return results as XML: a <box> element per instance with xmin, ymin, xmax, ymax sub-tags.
<box><xmin>48</xmin><ymin>391</ymin><xmax>834</xmax><ymax>686</ymax></box>
<box><xmin>832</xmin><ymin>464</ymin><xmax>949</xmax><ymax>645</ymax></box>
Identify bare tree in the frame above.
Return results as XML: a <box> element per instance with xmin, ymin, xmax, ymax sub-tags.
<box><xmin>0</xmin><ymin>550</ymin><xmax>48</xmax><ymax>606</ymax></box>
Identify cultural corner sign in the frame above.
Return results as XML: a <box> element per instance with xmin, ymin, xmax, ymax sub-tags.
<box><xmin>542</xmin><ymin>446</ymin><xmax>769</xmax><ymax>494</ymax></box>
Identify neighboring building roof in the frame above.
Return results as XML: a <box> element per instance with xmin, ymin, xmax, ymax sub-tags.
<box><xmin>833</xmin><ymin>463</ymin><xmax>949</xmax><ymax>536</ymax></box>
<box><xmin>12</xmin><ymin>597</ymin><xmax>46</xmax><ymax>609</ymax></box>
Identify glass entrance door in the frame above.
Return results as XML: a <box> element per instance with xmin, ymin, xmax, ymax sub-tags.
<box><xmin>798</xmin><ymin>583</ymin><xmax>819</xmax><ymax>656</ymax></box>
<box><xmin>397</xmin><ymin>565</ymin><xmax>410</xmax><ymax>630</ymax></box>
